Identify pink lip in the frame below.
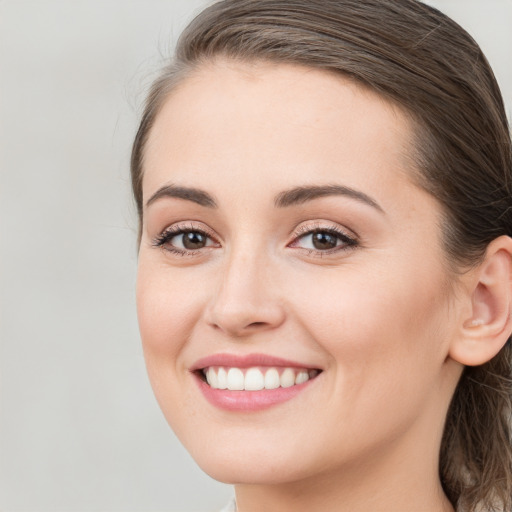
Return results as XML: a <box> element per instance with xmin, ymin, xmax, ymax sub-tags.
<box><xmin>190</xmin><ymin>353</ymin><xmax>322</xmax><ymax>412</ymax></box>
<box><xmin>194</xmin><ymin>376</ymin><xmax>317</xmax><ymax>411</ymax></box>
<box><xmin>191</xmin><ymin>352</ymin><xmax>319</xmax><ymax>371</ymax></box>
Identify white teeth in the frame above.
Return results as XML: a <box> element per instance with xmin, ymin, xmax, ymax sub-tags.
<box><xmin>295</xmin><ymin>371</ymin><xmax>309</xmax><ymax>385</ymax></box>
<box><xmin>204</xmin><ymin>366</ymin><xmax>317</xmax><ymax>390</ymax></box>
<box><xmin>206</xmin><ymin>367</ymin><xmax>218</xmax><ymax>388</ymax></box>
<box><xmin>264</xmin><ymin>368</ymin><xmax>280</xmax><ymax>389</ymax></box>
<box><xmin>227</xmin><ymin>368</ymin><xmax>244</xmax><ymax>390</ymax></box>
<box><xmin>280</xmin><ymin>368</ymin><xmax>295</xmax><ymax>388</ymax></box>
<box><xmin>217</xmin><ymin>367</ymin><xmax>227</xmax><ymax>389</ymax></box>
<box><xmin>244</xmin><ymin>368</ymin><xmax>265</xmax><ymax>390</ymax></box>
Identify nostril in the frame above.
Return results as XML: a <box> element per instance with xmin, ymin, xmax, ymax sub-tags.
<box><xmin>248</xmin><ymin>322</ymin><xmax>267</xmax><ymax>328</ymax></box>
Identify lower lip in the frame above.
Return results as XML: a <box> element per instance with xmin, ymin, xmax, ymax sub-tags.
<box><xmin>194</xmin><ymin>373</ymin><xmax>317</xmax><ymax>412</ymax></box>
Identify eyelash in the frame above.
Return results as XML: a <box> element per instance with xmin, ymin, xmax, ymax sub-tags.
<box><xmin>151</xmin><ymin>222</ymin><xmax>359</xmax><ymax>257</ymax></box>
<box><xmin>290</xmin><ymin>224</ymin><xmax>359</xmax><ymax>256</ymax></box>
<box><xmin>151</xmin><ymin>223</ymin><xmax>219</xmax><ymax>257</ymax></box>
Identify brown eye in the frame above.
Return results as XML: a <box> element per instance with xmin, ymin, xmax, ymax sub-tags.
<box><xmin>153</xmin><ymin>226</ymin><xmax>219</xmax><ymax>255</ymax></box>
<box><xmin>290</xmin><ymin>227</ymin><xmax>358</xmax><ymax>254</ymax></box>
<box><xmin>311</xmin><ymin>232</ymin><xmax>338</xmax><ymax>250</ymax></box>
<box><xmin>182</xmin><ymin>231</ymin><xmax>207</xmax><ymax>250</ymax></box>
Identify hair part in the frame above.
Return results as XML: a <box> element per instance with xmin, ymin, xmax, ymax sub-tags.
<box><xmin>131</xmin><ymin>1</ymin><xmax>512</xmax><ymax>509</ymax></box>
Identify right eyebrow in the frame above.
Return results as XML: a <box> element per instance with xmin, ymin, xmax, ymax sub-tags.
<box><xmin>274</xmin><ymin>184</ymin><xmax>384</xmax><ymax>213</ymax></box>
<box><xmin>145</xmin><ymin>184</ymin><xmax>218</xmax><ymax>209</ymax></box>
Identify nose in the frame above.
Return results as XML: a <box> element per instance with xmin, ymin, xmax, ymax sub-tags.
<box><xmin>204</xmin><ymin>249</ymin><xmax>286</xmax><ymax>337</ymax></box>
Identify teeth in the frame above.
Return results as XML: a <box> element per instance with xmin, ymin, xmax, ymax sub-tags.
<box><xmin>217</xmin><ymin>367</ymin><xmax>227</xmax><ymax>389</ymax></box>
<box><xmin>226</xmin><ymin>368</ymin><xmax>244</xmax><ymax>390</ymax></box>
<box><xmin>206</xmin><ymin>367</ymin><xmax>218</xmax><ymax>388</ymax></box>
<box><xmin>264</xmin><ymin>368</ymin><xmax>280</xmax><ymax>389</ymax></box>
<box><xmin>244</xmin><ymin>368</ymin><xmax>265</xmax><ymax>390</ymax></box>
<box><xmin>280</xmin><ymin>368</ymin><xmax>295</xmax><ymax>388</ymax></box>
<box><xmin>204</xmin><ymin>366</ymin><xmax>319</xmax><ymax>390</ymax></box>
<box><xmin>295</xmin><ymin>371</ymin><xmax>309</xmax><ymax>385</ymax></box>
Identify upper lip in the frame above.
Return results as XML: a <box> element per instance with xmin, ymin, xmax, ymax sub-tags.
<box><xmin>190</xmin><ymin>353</ymin><xmax>322</xmax><ymax>372</ymax></box>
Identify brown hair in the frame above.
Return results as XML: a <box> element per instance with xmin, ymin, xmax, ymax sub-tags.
<box><xmin>131</xmin><ymin>1</ymin><xmax>512</xmax><ymax>510</ymax></box>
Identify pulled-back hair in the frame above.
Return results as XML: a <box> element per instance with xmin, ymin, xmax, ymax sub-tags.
<box><xmin>131</xmin><ymin>1</ymin><xmax>512</xmax><ymax>509</ymax></box>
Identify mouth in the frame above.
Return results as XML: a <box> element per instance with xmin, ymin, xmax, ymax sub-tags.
<box><xmin>197</xmin><ymin>366</ymin><xmax>320</xmax><ymax>390</ymax></box>
<box><xmin>191</xmin><ymin>353</ymin><xmax>323</xmax><ymax>411</ymax></box>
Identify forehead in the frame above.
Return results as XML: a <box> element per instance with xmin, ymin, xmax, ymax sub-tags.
<box><xmin>143</xmin><ymin>60</ymin><xmax>415</xmax><ymax>203</ymax></box>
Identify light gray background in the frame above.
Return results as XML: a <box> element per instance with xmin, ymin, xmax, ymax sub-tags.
<box><xmin>1</xmin><ymin>1</ymin><xmax>511</xmax><ymax>511</ymax></box>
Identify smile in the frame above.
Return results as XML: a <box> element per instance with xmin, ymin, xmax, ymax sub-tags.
<box><xmin>202</xmin><ymin>366</ymin><xmax>320</xmax><ymax>390</ymax></box>
<box><xmin>192</xmin><ymin>353</ymin><xmax>322</xmax><ymax>411</ymax></box>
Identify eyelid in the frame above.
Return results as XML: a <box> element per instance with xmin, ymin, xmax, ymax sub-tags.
<box><xmin>151</xmin><ymin>221</ymin><xmax>220</xmax><ymax>254</ymax></box>
<box><xmin>150</xmin><ymin>219</ymin><xmax>359</xmax><ymax>257</ymax></box>
<box><xmin>288</xmin><ymin>221</ymin><xmax>359</xmax><ymax>254</ymax></box>
<box><xmin>294</xmin><ymin>219</ymin><xmax>354</xmax><ymax>235</ymax></box>
<box><xmin>291</xmin><ymin>221</ymin><xmax>358</xmax><ymax>241</ymax></box>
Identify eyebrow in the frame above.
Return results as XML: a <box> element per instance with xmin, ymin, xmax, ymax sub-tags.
<box><xmin>274</xmin><ymin>184</ymin><xmax>384</xmax><ymax>213</ymax></box>
<box><xmin>145</xmin><ymin>185</ymin><xmax>217</xmax><ymax>209</ymax></box>
<box><xmin>145</xmin><ymin>183</ymin><xmax>384</xmax><ymax>213</ymax></box>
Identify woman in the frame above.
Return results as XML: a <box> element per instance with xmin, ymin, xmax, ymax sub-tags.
<box><xmin>131</xmin><ymin>1</ymin><xmax>512</xmax><ymax>510</ymax></box>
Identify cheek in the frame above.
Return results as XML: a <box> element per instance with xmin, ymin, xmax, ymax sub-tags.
<box><xmin>294</xmin><ymin>264</ymin><xmax>446</xmax><ymax>344</ymax></box>
<box><xmin>135</xmin><ymin>259</ymin><xmax>213</xmax><ymax>441</ymax></box>
<box><xmin>135</xmin><ymin>261</ymin><xmax>203</xmax><ymax>391</ymax></box>
<box><xmin>136</xmin><ymin>258</ymin><xmax>206</xmax><ymax>345</ymax></box>
<box><xmin>289</xmin><ymin>264</ymin><xmax>451</xmax><ymax>414</ymax></box>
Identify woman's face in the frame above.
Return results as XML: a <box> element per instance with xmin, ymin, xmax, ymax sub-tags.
<box><xmin>137</xmin><ymin>61</ymin><xmax>461</xmax><ymax>484</ymax></box>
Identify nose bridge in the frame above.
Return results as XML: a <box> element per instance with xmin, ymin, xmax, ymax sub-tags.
<box><xmin>206</xmin><ymin>240</ymin><xmax>285</xmax><ymax>336</ymax></box>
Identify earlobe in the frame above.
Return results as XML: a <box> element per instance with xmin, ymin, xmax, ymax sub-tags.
<box><xmin>449</xmin><ymin>236</ymin><xmax>512</xmax><ymax>367</ymax></box>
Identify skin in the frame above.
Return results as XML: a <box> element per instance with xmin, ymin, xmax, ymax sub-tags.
<box><xmin>136</xmin><ymin>60</ymin><xmax>470</xmax><ymax>512</ymax></box>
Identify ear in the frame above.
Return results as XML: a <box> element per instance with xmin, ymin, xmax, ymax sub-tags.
<box><xmin>449</xmin><ymin>236</ymin><xmax>512</xmax><ymax>367</ymax></box>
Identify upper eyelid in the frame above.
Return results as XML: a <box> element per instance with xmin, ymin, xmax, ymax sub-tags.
<box><xmin>153</xmin><ymin>220</ymin><xmax>358</xmax><ymax>250</ymax></box>
<box><xmin>290</xmin><ymin>227</ymin><xmax>358</xmax><ymax>249</ymax></box>
<box><xmin>291</xmin><ymin>221</ymin><xmax>358</xmax><ymax>240</ymax></box>
<box><xmin>151</xmin><ymin>222</ymin><xmax>220</xmax><ymax>250</ymax></box>
<box><xmin>160</xmin><ymin>221</ymin><xmax>217</xmax><ymax>238</ymax></box>
<box><xmin>158</xmin><ymin>221</ymin><xmax>354</xmax><ymax>238</ymax></box>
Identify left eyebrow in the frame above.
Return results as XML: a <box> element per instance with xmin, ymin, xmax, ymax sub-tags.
<box><xmin>145</xmin><ymin>184</ymin><xmax>218</xmax><ymax>209</ymax></box>
<box><xmin>274</xmin><ymin>184</ymin><xmax>385</xmax><ymax>213</ymax></box>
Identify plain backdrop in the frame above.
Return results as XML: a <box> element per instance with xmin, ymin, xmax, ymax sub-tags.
<box><xmin>0</xmin><ymin>1</ymin><xmax>511</xmax><ymax>511</ymax></box>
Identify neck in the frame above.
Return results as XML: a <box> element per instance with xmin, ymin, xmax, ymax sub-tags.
<box><xmin>234</xmin><ymin>416</ymin><xmax>455</xmax><ymax>512</ymax></box>
<box><xmin>235</xmin><ymin>469</ymin><xmax>453</xmax><ymax>512</ymax></box>
<box><xmin>235</xmin><ymin>461</ymin><xmax>453</xmax><ymax>512</ymax></box>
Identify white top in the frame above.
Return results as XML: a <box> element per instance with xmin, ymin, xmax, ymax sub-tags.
<box><xmin>218</xmin><ymin>497</ymin><xmax>236</xmax><ymax>512</ymax></box>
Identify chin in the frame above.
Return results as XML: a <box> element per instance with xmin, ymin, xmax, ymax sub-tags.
<box><xmin>179</xmin><ymin>428</ymin><xmax>327</xmax><ymax>486</ymax></box>
<box><xmin>196</xmin><ymin>454</ymin><xmax>309</xmax><ymax>485</ymax></box>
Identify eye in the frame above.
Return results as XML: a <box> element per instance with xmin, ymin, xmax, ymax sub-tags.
<box><xmin>290</xmin><ymin>225</ymin><xmax>358</xmax><ymax>254</ymax></box>
<box><xmin>152</xmin><ymin>224</ymin><xmax>219</xmax><ymax>255</ymax></box>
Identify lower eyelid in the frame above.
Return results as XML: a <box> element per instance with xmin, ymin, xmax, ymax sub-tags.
<box><xmin>151</xmin><ymin>222</ymin><xmax>357</xmax><ymax>256</ymax></box>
